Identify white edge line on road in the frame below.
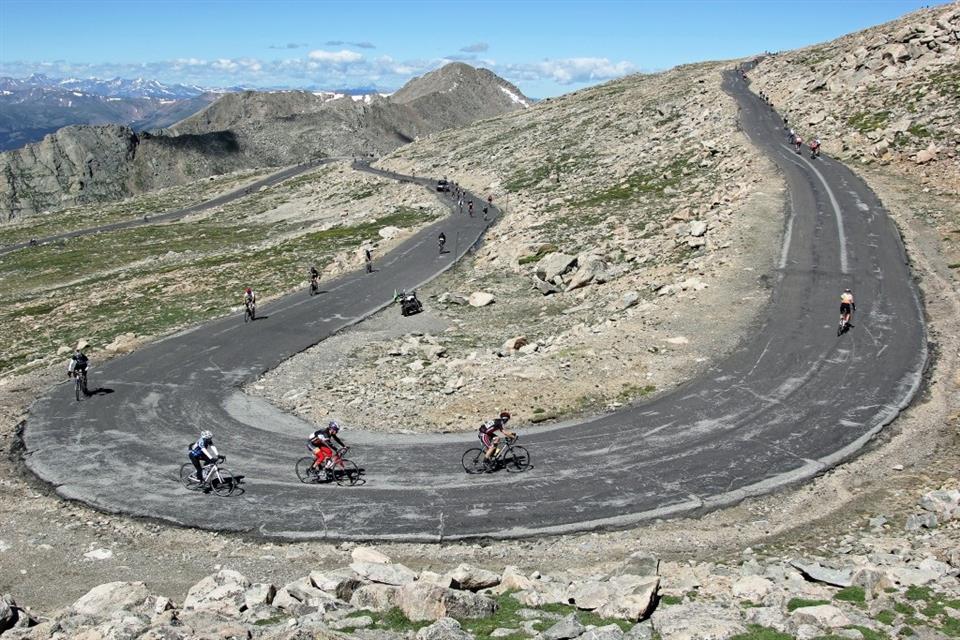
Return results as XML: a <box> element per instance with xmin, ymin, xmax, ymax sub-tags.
<box><xmin>783</xmin><ymin>145</ymin><xmax>849</xmax><ymax>274</ymax></box>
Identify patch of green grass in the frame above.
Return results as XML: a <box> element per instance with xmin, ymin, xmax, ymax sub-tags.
<box><xmin>834</xmin><ymin>586</ymin><xmax>867</xmax><ymax>605</ymax></box>
<box><xmin>730</xmin><ymin>625</ymin><xmax>794</xmax><ymax>640</ymax></box>
<box><xmin>375</xmin><ymin>607</ymin><xmax>430</xmax><ymax>632</ymax></box>
<box><xmin>847</xmin><ymin>111</ymin><xmax>891</xmax><ymax>134</ymax></box>
<box><xmin>517</xmin><ymin>243</ymin><xmax>560</xmax><ymax>266</ymax></box>
<box><xmin>568</xmin><ymin>155</ymin><xmax>693</xmax><ymax>208</ymax></box>
<box><xmin>907</xmin><ymin>123</ymin><xmax>931</xmax><ymax>138</ymax></box>
<box><xmin>894</xmin><ymin>602</ymin><xmax>915</xmax><ymax>616</ymax></box>
<box><xmin>947</xmin><ymin>262</ymin><xmax>960</xmax><ymax>269</ymax></box>
<box><xmin>787</xmin><ymin>597</ymin><xmax>830</xmax><ymax>612</ymax></box>
<box><xmin>617</xmin><ymin>383</ymin><xmax>656</xmax><ymax>403</ymax></box>
<box><xmin>253</xmin><ymin>614</ymin><xmax>290</xmax><ymax>626</ymax></box>
<box><xmin>660</xmin><ymin>595</ymin><xmax>683</xmax><ymax>606</ymax></box>
<box><xmin>875</xmin><ymin>610</ymin><xmax>896</xmax><ymax>626</ymax></box>
<box><xmin>846</xmin><ymin>625</ymin><xmax>889</xmax><ymax>640</ymax></box>
<box><xmin>460</xmin><ymin>593</ymin><xmax>521</xmax><ymax>639</ymax></box>
<box><xmin>900</xmin><ymin>626</ymin><xmax>915</xmax><ymax>636</ymax></box>
<box><xmin>528</xmin><ymin>600</ymin><xmax>631</xmax><ymax>634</ymax></box>
<box><xmin>899</xmin><ymin>586</ymin><xmax>960</xmax><ymax>637</ymax></box>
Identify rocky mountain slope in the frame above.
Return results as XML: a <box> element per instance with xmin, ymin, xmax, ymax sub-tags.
<box><xmin>0</xmin><ymin>63</ymin><xmax>529</xmax><ymax>221</ymax></box>
<box><xmin>749</xmin><ymin>4</ymin><xmax>959</xmax><ymax>194</ymax></box>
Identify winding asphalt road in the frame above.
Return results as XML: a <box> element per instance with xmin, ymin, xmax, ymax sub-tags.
<box><xmin>0</xmin><ymin>158</ymin><xmax>342</xmax><ymax>256</ymax></box>
<box><xmin>21</xmin><ymin>69</ymin><xmax>927</xmax><ymax>541</ymax></box>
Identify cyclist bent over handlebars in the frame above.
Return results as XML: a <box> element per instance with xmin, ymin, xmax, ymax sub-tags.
<box><xmin>478</xmin><ymin>411</ymin><xmax>516</xmax><ymax>462</ymax></box>
<box><xmin>188</xmin><ymin>430</ymin><xmax>221</xmax><ymax>491</ymax></box>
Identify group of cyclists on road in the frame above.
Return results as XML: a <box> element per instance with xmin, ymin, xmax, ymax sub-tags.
<box><xmin>182</xmin><ymin>411</ymin><xmax>518</xmax><ymax>491</ymax></box>
<box><xmin>62</xmin><ymin>66</ymin><xmax>860</xmax><ymax>493</ymax></box>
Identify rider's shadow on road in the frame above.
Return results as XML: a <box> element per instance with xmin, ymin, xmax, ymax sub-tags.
<box><xmin>86</xmin><ymin>387</ymin><xmax>114</xmax><ymax>397</ymax></box>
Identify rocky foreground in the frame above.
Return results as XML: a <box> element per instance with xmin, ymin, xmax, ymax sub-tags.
<box><xmin>2</xmin><ymin>481</ymin><xmax>956</xmax><ymax>640</ymax></box>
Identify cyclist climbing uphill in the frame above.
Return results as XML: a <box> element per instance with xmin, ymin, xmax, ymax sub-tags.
<box><xmin>67</xmin><ymin>341</ymin><xmax>89</xmax><ymax>379</ymax></box>
<box><xmin>188</xmin><ymin>430</ymin><xmax>221</xmax><ymax>492</ymax></box>
<box><xmin>308</xmin><ymin>421</ymin><xmax>346</xmax><ymax>472</ymax></box>
<box><xmin>840</xmin><ymin>288</ymin><xmax>855</xmax><ymax>327</ymax></box>
<box><xmin>479</xmin><ymin>411</ymin><xmax>516</xmax><ymax>462</ymax></box>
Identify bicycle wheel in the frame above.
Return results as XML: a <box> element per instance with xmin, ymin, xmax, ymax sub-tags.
<box><xmin>334</xmin><ymin>460</ymin><xmax>360</xmax><ymax>486</ymax></box>
<box><xmin>211</xmin><ymin>468</ymin><xmax>236</xmax><ymax>497</ymax></box>
<box><xmin>461</xmin><ymin>448</ymin><xmax>486</xmax><ymax>474</ymax></box>
<box><xmin>296</xmin><ymin>457</ymin><xmax>319</xmax><ymax>483</ymax></box>
<box><xmin>75</xmin><ymin>378</ymin><xmax>81</xmax><ymax>402</ymax></box>
<box><xmin>506</xmin><ymin>446</ymin><xmax>531</xmax><ymax>472</ymax></box>
<box><xmin>81</xmin><ymin>374</ymin><xmax>88</xmax><ymax>396</ymax></box>
<box><xmin>180</xmin><ymin>463</ymin><xmax>199</xmax><ymax>489</ymax></box>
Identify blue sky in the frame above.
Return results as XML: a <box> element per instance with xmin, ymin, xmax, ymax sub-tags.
<box><xmin>0</xmin><ymin>0</ymin><xmax>940</xmax><ymax>97</ymax></box>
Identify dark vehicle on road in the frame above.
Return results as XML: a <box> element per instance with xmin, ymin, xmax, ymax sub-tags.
<box><xmin>395</xmin><ymin>290</ymin><xmax>423</xmax><ymax>316</ymax></box>
<box><xmin>436</xmin><ymin>179</ymin><xmax>450</xmax><ymax>192</ymax></box>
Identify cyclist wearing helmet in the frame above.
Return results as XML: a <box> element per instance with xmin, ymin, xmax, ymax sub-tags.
<box><xmin>479</xmin><ymin>411</ymin><xmax>516</xmax><ymax>462</ymax></box>
<box><xmin>188</xmin><ymin>430</ymin><xmax>221</xmax><ymax>489</ymax></box>
<box><xmin>840</xmin><ymin>288</ymin><xmax>855</xmax><ymax>326</ymax></box>
<box><xmin>244</xmin><ymin>287</ymin><xmax>256</xmax><ymax>306</ymax></box>
<box><xmin>308</xmin><ymin>421</ymin><xmax>346</xmax><ymax>471</ymax></box>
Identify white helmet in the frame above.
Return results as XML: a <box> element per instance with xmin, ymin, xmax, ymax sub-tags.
<box><xmin>200</xmin><ymin>430</ymin><xmax>213</xmax><ymax>440</ymax></box>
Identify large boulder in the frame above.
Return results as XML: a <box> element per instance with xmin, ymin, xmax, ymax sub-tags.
<box><xmin>350</xmin><ymin>584</ymin><xmax>399</xmax><ymax>612</ymax></box>
<box><xmin>468</xmin><ymin>291</ymin><xmax>496</xmax><ymax>307</ymax></box>
<box><xmin>581</xmin><ymin>624</ymin><xmax>625</xmax><ymax>640</ymax></box>
<box><xmin>72</xmin><ymin>582</ymin><xmax>169</xmax><ymax>620</ymax></box>
<box><xmin>535</xmin><ymin>253</ymin><xmax>577</xmax><ymax>282</ymax></box>
<box><xmin>496</xmin><ymin>566</ymin><xmax>535</xmax><ymax>593</ymax></box>
<box><xmin>566</xmin><ymin>581</ymin><xmax>616</xmax><ymax>610</ymax></box>
<box><xmin>351</xmin><ymin>546</ymin><xmax>392</xmax><ymax>564</ymax></box>
<box><xmin>1</xmin><ymin>594</ymin><xmax>33</xmax><ymax>634</ymax></box>
<box><xmin>183</xmin><ymin>569</ymin><xmax>251</xmax><ymax>612</ymax></box>
<box><xmin>542</xmin><ymin>613</ymin><xmax>585</xmax><ymax>640</ymax></box>
<box><xmin>273</xmin><ymin>576</ymin><xmax>339</xmax><ymax>616</ymax></box>
<box><xmin>416</xmin><ymin>616</ymin><xmax>474</xmax><ymax>640</ymax></box>
<box><xmin>566</xmin><ymin>255</ymin><xmax>608</xmax><ymax>291</ymax></box>
<box><xmin>595</xmin><ymin>577</ymin><xmax>659</xmax><ymax>621</ymax></box>
<box><xmin>398</xmin><ymin>582</ymin><xmax>497</xmax><ymax>622</ymax></box>
<box><xmin>617</xmin><ymin>552</ymin><xmax>659</xmax><ymax>577</ymax></box>
<box><xmin>447</xmin><ymin>564</ymin><xmax>501</xmax><ymax>591</ymax></box>
<box><xmin>651</xmin><ymin>602</ymin><xmax>746</xmax><ymax>639</ymax></box>
<box><xmin>351</xmin><ymin>561</ymin><xmax>418</xmax><ymax>585</ymax></box>
<box><xmin>790</xmin><ymin>604</ymin><xmax>850</xmax><ymax>629</ymax></box>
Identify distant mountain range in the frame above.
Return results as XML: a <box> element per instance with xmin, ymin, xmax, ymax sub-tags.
<box><xmin>0</xmin><ymin>63</ymin><xmax>531</xmax><ymax>220</ymax></box>
<box><xmin>0</xmin><ymin>74</ymin><xmax>391</xmax><ymax>152</ymax></box>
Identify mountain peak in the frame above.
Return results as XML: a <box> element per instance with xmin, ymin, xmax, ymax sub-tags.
<box><xmin>391</xmin><ymin>62</ymin><xmax>530</xmax><ymax>108</ymax></box>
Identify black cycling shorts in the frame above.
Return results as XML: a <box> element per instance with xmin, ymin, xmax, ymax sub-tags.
<box><xmin>840</xmin><ymin>303</ymin><xmax>852</xmax><ymax>315</ymax></box>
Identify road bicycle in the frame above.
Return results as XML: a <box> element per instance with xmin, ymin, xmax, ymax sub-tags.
<box><xmin>462</xmin><ymin>434</ymin><xmax>531</xmax><ymax>474</ymax></box>
<box><xmin>309</xmin><ymin>277</ymin><xmax>320</xmax><ymax>296</ymax></box>
<box><xmin>295</xmin><ymin>446</ymin><xmax>360</xmax><ymax>486</ymax></box>
<box><xmin>179</xmin><ymin>455</ymin><xmax>241</xmax><ymax>496</ymax></box>
<box><xmin>244</xmin><ymin>300</ymin><xmax>256</xmax><ymax>323</ymax></box>
<box><xmin>838</xmin><ymin>314</ymin><xmax>852</xmax><ymax>336</ymax></box>
<box><xmin>73</xmin><ymin>368</ymin><xmax>89</xmax><ymax>402</ymax></box>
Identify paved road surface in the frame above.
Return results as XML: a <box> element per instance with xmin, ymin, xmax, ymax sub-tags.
<box><xmin>0</xmin><ymin>159</ymin><xmax>344</xmax><ymax>256</ymax></box>
<box><xmin>21</xmin><ymin>69</ymin><xmax>926</xmax><ymax>541</ymax></box>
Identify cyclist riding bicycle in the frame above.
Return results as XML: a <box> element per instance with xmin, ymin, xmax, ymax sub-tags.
<box><xmin>188</xmin><ymin>430</ymin><xmax>221</xmax><ymax>491</ymax></box>
<box><xmin>438</xmin><ymin>232</ymin><xmax>446</xmax><ymax>253</ymax></box>
<box><xmin>66</xmin><ymin>343</ymin><xmax>89</xmax><ymax>379</ymax></box>
<box><xmin>810</xmin><ymin>137</ymin><xmax>822</xmax><ymax>157</ymax></box>
<box><xmin>479</xmin><ymin>411</ymin><xmax>516</xmax><ymax>462</ymax></box>
<box><xmin>308</xmin><ymin>421</ymin><xmax>346</xmax><ymax>471</ymax></box>
<box><xmin>309</xmin><ymin>265</ymin><xmax>319</xmax><ymax>282</ymax></box>
<box><xmin>840</xmin><ymin>288</ymin><xmax>855</xmax><ymax>326</ymax></box>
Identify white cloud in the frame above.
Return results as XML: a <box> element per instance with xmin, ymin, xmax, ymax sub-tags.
<box><xmin>307</xmin><ymin>49</ymin><xmax>364</xmax><ymax>64</ymax></box>
<box><xmin>504</xmin><ymin>57</ymin><xmax>634</xmax><ymax>85</ymax></box>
